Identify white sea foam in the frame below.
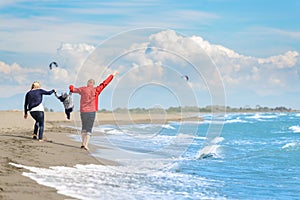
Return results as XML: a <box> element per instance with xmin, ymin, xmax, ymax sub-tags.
<box><xmin>201</xmin><ymin>118</ymin><xmax>247</xmax><ymax>124</ymax></box>
<box><xmin>263</xmin><ymin>115</ymin><xmax>279</xmax><ymax>119</ymax></box>
<box><xmin>246</xmin><ymin>113</ymin><xmax>278</xmax><ymax>120</ymax></box>
<box><xmin>194</xmin><ymin>136</ymin><xmax>224</xmax><ymax>159</ymax></box>
<box><xmin>225</xmin><ymin>118</ymin><xmax>248</xmax><ymax>124</ymax></box>
<box><xmin>106</xmin><ymin>129</ymin><xmax>124</xmax><ymax>135</ymax></box>
<box><xmin>210</xmin><ymin>137</ymin><xmax>225</xmax><ymax>144</ymax></box>
<box><xmin>161</xmin><ymin>124</ymin><xmax>176</xmax><ymax>130</ymax></box>
<box><xmin>246</xmin><ymin>114</ymin><xmax>261</xmax><ymax>119</ymax></box>
<box><xmin>9</xmin><ymin>162</ymin><xmax>225</xmax><ymax>200</ymax></box>
<box><xmin>289</xmin><ymin>125</ymin><xmax>300</xmax><ymax>133</ymax></box>
<box><xmin>196</xmin><ymin>145</ymin><xmax>221</xmax><ymax>159</ymax></box>
<box><xmin>282</xmin><ymin>142</ymin><xmax>300</xmax><ymax>151</ymax></box>
<box><xmin>93</xmin><ymin>125</ymin><xmax>116</xmax><ymax>133</ymax></box>
<box><xmin>229</xmin><ymin>139</ymin><xmax>271</xmax><ymax>146</ymax></box>
<box><xmin>194</xmin><ymin>136</ymin><xmax>207</xmax><ymax>140</ymax></box>
<box><xmin>201</xmin><ymin>120</ymin><xmax>225</xmax><ymax>125</ymax></box>
<box><xmin>278</xmin><ymin>113</ymin><xmax>287</xmax><ymax>116</ymax></box>
<box><xmin>171</xmin><ymin>121</ymin><xmax>203</xmax><ymax>125</ymax></box>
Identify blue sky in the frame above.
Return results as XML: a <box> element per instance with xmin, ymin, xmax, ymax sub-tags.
<box><xmin>0</xmin><ymin>0</ymin><xmax>300</xmax><ymax>111</ymax></box>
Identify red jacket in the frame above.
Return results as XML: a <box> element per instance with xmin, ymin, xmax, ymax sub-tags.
<box><xmin>70</xmin><ymin>75</ymin><xmax>113</xmax><ymax>112</ymax></box>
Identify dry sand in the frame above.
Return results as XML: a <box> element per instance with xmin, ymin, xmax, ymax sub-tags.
<box><xmin>0</xmin><ymin>111</ymin><xmax>201</xmax><ymax>200</ymax></box>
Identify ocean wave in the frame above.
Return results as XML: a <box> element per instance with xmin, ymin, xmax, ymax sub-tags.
<box><xmin>246</xmin><ymin>113</ymin><xmax>278</xmax><ymax>120</ymax></box>
<box><xmin>195</xmin><ymin>137</ymin><xmax>224</xmax><ymax>159</ymax></box>
<box><xmin>225</xmin><ymin>118</ymin><xmax>248</xmax><ymax>124</ymax></box>
<box><xmin>169</xmin><ymin>121</ymin><xmax>203</xmax><ymax>125</ymax></box>
<box><xmin>277</xmin><ymin>113</ymin><xmax>287</xmax><ymax>116</ymax></box>
<box><xmin>10</xmin><ymin>162</ymin><xmax>225</xmax><ymax>200</ymax></box>
<box><xmin>228</xmin><ymin>139</ymin><xmax>270</xmax><ymax>146</ymax></box>
<box><xmin>194</xmin><ymin>136</ymin><xmax>207</xmax><ymax>140</ymax></box>
<box><xmin>201</xmin><ymin>118</ymin><xmax>248</xmax><ymax>124</ymax></box>
<box><xmin>161</xmin><ymin>124</ymin><xmax>176</xmax><ymax>130</ymax></box>
<box><xmin>195</xmin><ymin>144</ymin><xmax>221</xmax><ymax>159</ymax></box>
<box><xmin>282</xmin><ymin>142</ymin><xmax>300</xmax><ymax>151</ymax></box>
<box><xmin>94</xmin><ymin>125</ymin><xmax>116</xmax><ymax>133</ymax></box>
<box><xmin>106</xmin><ymin>129</ymin><xmax>124</xmax><ymax>135</ymax></box>
<box><xmin>289</xmin><ymin>125</ymin><xmax>300</xmax><ymax>133</ymax></box>
<box><xmin>201</xmin><ymin>120</ymin><xmax>226</xmax><ymax>125</ymax></box>
<box><xmin>210</xmin><ymin>137</ymin><xmax>225</xmax><ymax>144</ymax></box>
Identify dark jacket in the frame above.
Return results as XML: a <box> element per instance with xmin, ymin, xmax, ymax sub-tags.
<box><xmin>24</xmin><ymin>89</ymin><xmax>54</xmax><ymax>115</ymax></box>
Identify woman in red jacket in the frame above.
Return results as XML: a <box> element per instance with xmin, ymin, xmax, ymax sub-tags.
<box><xmin>69</xmin><ymin>71</ymin><xmax>118</xmax><ymax>150</ymax></box>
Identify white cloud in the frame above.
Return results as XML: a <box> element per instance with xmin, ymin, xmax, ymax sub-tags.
<box><xmin>57</xmin><ymin>43</ymin><xmax>95</xmax><ymax>67</ymax></box>
<box><xmin>0</xmin><ymin>61</ymin><xmax>45</xmax><ymax>84</ymax></box>
<box><xmin>1</xmin><ymin>30</ymin><xmax>299</xmax><ymax>100</ymax></box>
<box><xmin>51</xmin><ymin>42</ymin><xmax>96</xmax><ymax>85</ymax></box>
<box><xmin>195</xmin><ymin>37</ymin><xmax>299</xmax><ymax>94</ymax></box>
<box><xmin>0</xmin><ymin>61</ymin><xmax>12</xmax><ymax>74</ymax></box>
<box><xmin>0</xmin><ymin>41</ymin><xmax>98</xmax><ymax>98</ymax></box>
<box><xmin>117</xmin><ymin>30</ymin><xmax>300</xmax><ymax>96</ymax></box>
<box><xmin>258</xmin><ymin>51</ymin><xmax>298</xmax><ymax>69</ymax></box>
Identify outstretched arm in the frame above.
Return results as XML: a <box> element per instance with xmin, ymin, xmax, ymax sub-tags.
<box><xmin>54</xmin><ymin>91</ymin><xmax>59</xmax><ymax>98</ymax></box>
<box><xmin>96</xmin><ymin>71</ymin><xmax>119</xmax><ymax>93</ymax></box>
<box><xmin>41</xmin><ymin>89</ymin><xmax>55</xmax><ymax>95</ymax></box>
<box><xmin>69</xmin><ymin>85</ymin><xmax>81</xmax><ymax>94</ymax></box>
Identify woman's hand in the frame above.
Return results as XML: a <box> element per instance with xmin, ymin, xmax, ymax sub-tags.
<box><xmin>112</xmin><ymin>70</ymin><xmax>119</xmax><ymax>76</ymax></box>
<box><xmin>24</xmin><ymin>114</ymin><xmax>28</xmax><ymax>119</ymax></box>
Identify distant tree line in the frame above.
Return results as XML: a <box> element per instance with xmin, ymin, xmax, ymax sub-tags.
<box><xmin>44</xmin><ymin>107</ymin><xmax>54</xmax><ymax>112</ymax></box>
<box><xmin>99</xmin><ymin>105</ymin><xmax>295</xmax><ymax>113</ymax></box>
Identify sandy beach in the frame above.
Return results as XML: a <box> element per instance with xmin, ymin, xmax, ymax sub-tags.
<box><xmin>0</xmin><ymin>111</ymin><xmax>200</xmax><ymax>200</ymax></box>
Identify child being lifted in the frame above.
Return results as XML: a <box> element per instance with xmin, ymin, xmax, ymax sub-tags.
<box><xmin>55</xmin><ymin>91</ymin><xmax>74</xmax><ymax>120</ymax></box>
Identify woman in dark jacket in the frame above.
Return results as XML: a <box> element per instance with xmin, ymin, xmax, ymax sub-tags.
<box><xmin>24</xmin><ymin>81</ymin><xmax>55</xmax><ymax>141</ymax></box>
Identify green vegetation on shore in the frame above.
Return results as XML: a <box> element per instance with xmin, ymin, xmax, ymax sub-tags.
<box><xmin>98</xmin><ymin>105</ymin><xmax>295</xmax><ymax>114</ymax></box>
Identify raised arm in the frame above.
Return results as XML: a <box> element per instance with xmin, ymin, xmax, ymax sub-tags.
<box><xmin>96</xmin><ymin>71</ymin><xmax>119</xmax><ymax>93</ymax></box>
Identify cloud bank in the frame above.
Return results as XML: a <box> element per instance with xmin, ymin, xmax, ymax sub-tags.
<box><xmin>1</xmin><ymin>30</ymin><xmax>299</xmax><ymax>102</ymax></box>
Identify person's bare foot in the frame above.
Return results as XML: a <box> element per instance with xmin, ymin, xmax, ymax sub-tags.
<box><xmin>83</xmin><ymin>146</ymin><xmax>89</xmax><ymax>151</ymax></box>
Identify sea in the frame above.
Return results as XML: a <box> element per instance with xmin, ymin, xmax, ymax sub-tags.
<box><xmin>11</xmin><ymin>112</ymin><xmax>300</xmax><ymax>200</ymax></box>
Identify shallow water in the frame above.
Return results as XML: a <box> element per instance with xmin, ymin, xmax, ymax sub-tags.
<box><xmin>12</xmin><ymin>112</ymin><xmax>300</xmax><ymax>200</ymax></box>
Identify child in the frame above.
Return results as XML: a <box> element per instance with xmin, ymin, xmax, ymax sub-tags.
<box><xmin>55</xmin><ymin>91</ymin><xmax>74</xmax><ymax>120</ymax></box>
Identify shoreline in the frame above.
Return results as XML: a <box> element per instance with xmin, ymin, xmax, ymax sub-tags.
<box><xmin>0</xmin><ymin>110</ymin><xmax>294</xmax><ymax>199</ymax></box>
<box><xmin>0</xmin><ymin>112</ymin><xmax>103</xmax><ymax>200</ymax></box>
<box><xmin>0</xmin><ymin>111</ymin><xmax>201</xmax><ymax>200</ymax></box>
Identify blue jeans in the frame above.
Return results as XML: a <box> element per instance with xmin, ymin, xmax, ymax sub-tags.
<box><xmin>80</xmin><ymin>112</ymin><xmax>96</xmax><ymax>134</ymax></box>
<box><xmin>30</xmin><ymin>111</ymin><xmax>44</xmax><ymax>139</ymax></box>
